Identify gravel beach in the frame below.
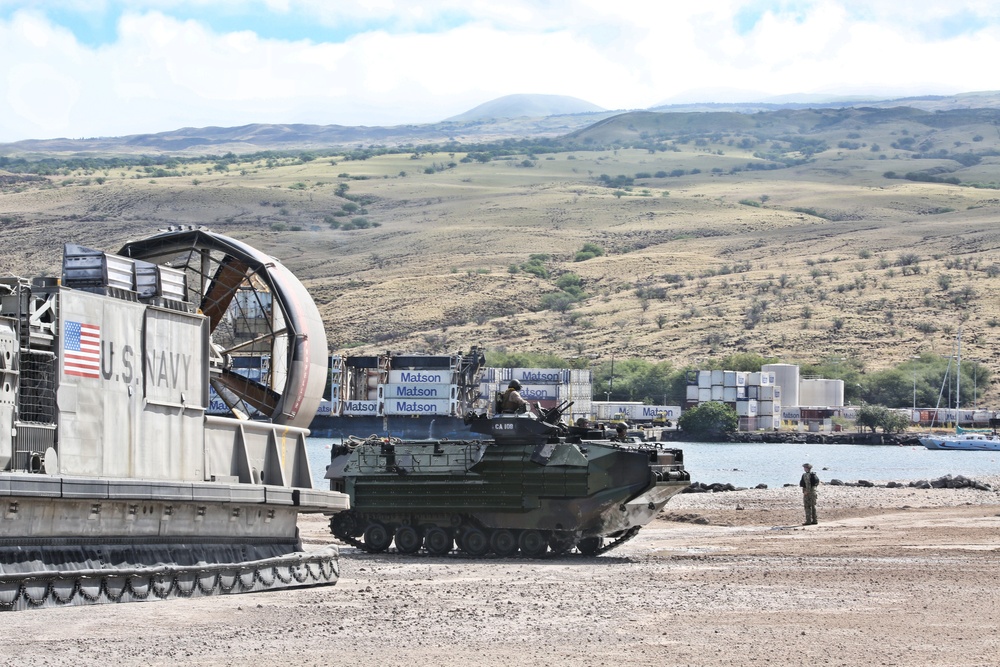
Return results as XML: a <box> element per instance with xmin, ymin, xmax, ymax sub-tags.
<box><xmin>2</xmin><ymin>478</ymin><xmax>999</xmax><ymax>667</ymax></box>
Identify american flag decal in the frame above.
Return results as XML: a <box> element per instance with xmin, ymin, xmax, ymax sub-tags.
<box><xmin>64</xmin><ymin>321</ymin><xmax>101</xmax><ymax>379</ymax></box>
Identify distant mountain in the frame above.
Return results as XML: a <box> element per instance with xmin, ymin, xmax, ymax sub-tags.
<box><xmin>647</xmin><ymin>90</ymin><xmax>1000</xmax><ymax>114</ymax></box>
<box><xmin>444</xmin><ymin>94</ymin><xmax>606</xmax><ymax>122</ymax></box>
<box><xmin>4</xmin><ymin>90</ymin><xmax>1000</xmax><ymax>157</ymax></box>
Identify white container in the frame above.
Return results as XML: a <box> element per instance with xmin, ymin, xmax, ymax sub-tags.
<box><xmin>381</xmin><ymin>383</ymin><xmax>456</xmax><ymax>400</ymax></box>
<box><xmin>636</xmin><ymin>405</ymin><xmax>681</xmax><ymax>421</ymax></box>
<box><xmin>710</xmin><ymin>386</ymin><xmax>724</xmax><ymax>401</ymax></box>
<box><xmin>758</xmin><ymin>415</ymin><xmax>777</xmax><ymax>430</ymax></box>
<box><xmin>735</xmin><ymin>399</ymin><xmax>758</xmax><ymax>416</ymax></box>
<box><xmin>697</xmin><ymin>370</ymin><xmax>712</xmax><ymax>388</ymax></box>
<box><xmin>383</xmin><ymin>397</ymin><xmax>455</xmax><ymax>416</ymax></box>
<box><xmin>517</xmin><ymin>384</ymin><xmax>560</xmax><ymax>402</ymax></box>
<box><xmin>723</xmin><ymin>371</ymin><xmax>737</xmax><ymax>387</ymax></box>
<box><xmin>511</xmin><ymin>368</ymin><xmax>566</xmax><ymax>385</ymax></box>
<box><xmin>342</xmin><ymin>399</ymin><xmax>381</xmax><ymax>416</ymax></box>
<box><xmin>387</xmin><ymin>369</ymin><xmax>453</xmax><ymax>384</ymax></box>
<box><xmin>698</xmin><ymin>388</ymin><xmax>712</xmax><ymax>402</ymax></box>
<box><xmin>747</xmin><ymin>372</ymin><xmax>761</xmax><ymax>385</ymax></box>
<box><xmin>759</xmin><ymin>386</ymin><xmax>781</xmax><ymax>401</ymax></box>
<box><xmin>710</xmin><ymin>370</ymin><xmax>724</xmax><ymax>385</ymax></box>
<box><xmin>686</xmin><ymin>385</ymin><xmax>700</xmax><ymax>401</ymax></box>
<box><xmin>723</xmin><ymin>386</ymin><xmax>738</xmax><ymax>402</ymax></box>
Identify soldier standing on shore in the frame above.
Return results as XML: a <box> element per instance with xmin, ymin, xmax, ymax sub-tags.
<box><xmin>800</xmin><ymin>463</ymin><xmax>819</xmax><ymax>525</ymax></box>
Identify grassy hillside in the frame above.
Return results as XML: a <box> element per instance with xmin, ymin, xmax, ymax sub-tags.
<box><xmin>2</xmin><ymin>109</ymin><xmax>999</xmax><ymax>404</ymax></box>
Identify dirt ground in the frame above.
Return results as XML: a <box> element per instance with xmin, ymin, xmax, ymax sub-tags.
<box><xmin>2</xmin><ymin>488</ymin><xmax>999</xmax><ymax>667</ymax></box>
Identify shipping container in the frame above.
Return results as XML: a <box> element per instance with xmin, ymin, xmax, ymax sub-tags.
<box><xmin>735</xmin><ymin>399</ymin><xmax>758</xmax><ymax>416</ymax></box>
<box><xmin>759</xmin><ymin>385</ymin><xmax>781</xmax><ymax>401</ymax></box>
<box><xmin>758</xmin><ymin>415</ymin><xmax>778</xmax><ymax>430</ymax></box>
<box><xmin>383</xmin><ymin>398</ymin><xmax>456</xmax><ymax>416</ymax></box>
<box><xmin>592</xmin><ymin>402</ymin><xmax>644</xmax><ymax>421</ymax></box>
<box><xmin>634</xmin><ymin>405</ymin><xmax>681</xmax><ymax>421</ymax></box>
<box><xmin>386</xmin><ymin>369</ymin><xmax>454</xmax><ymax>385</ymax></box>
<box><xmin>342</xmin><ymin>399</ymin><xmax>381</xmax><ymax>417</ymax></box>
<box><xmin>380</xmin><ymin>383</ymin><xmax>456</xmax><ymax>400</ymax></box>
<box><xmin>510</xmin><ymin>368</ymin><xmax>566</xmax><ymax>384</ymax></box>
<box><xmin>697</xmin><ymin>370</ymin><xmax>712</xmax><ymax>388</ymax></box>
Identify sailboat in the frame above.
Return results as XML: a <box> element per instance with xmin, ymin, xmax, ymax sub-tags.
<box><xmin>920</xmin><ymin>331</ymin><xmax>1000</xmax><ymax>451</ymax></box>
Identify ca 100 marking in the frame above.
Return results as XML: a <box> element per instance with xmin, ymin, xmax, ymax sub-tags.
<box><xmin>493</xmin><ymin>423</ymin><xmax>515</xmax><ymax>431</ymax></box>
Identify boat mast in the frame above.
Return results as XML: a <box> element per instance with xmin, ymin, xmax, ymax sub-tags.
<box><xmin>956</xmin><ymin>329</ymin><xmax>961</xmax><ymax>427</ymax></box>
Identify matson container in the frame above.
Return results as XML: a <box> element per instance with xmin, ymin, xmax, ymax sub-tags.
<box><xmin>735</xmin><ymin>399</ymin><xmax>758</xmax><ymax>416</ymax></box>
<box><xmin>381</xmin><ymin>384</ymin><xmax>456</xmax><ymax>400</ymax></box>
<box><xmin>759</xmin><ymin>386</ymin><xmax>781</xmax><ymax>401</ymax></box>
<box><xmin>383</xmin><ymin>398</ymin><xmax>455</xmax><ymax>416</ymax></box>
<box><xmin>387</xmin><ymin>369</ymin><xmax>453</xmax><ymax>384</ymax></box>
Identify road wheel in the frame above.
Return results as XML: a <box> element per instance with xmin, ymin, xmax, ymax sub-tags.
<box><xmin>423</xmin><ymin>527</ymin><xmax>453</xmax><ymax>556</ymax></box>
<box><xmin>394</xmin><ymin>525</ymin><xmax>422</xmax><ymax>554</ymax></box>
<box><xmin>459</xmin><ymin>527</ymin><xmax>490</xmax><ymax>557</ymax></box>
<box><xmin>363</xmin><ymin>522</ymin><xmax>392</xmax><ymax>553</ymax></box>
<box><xmin>489</xmin><ymin>529</ymin><xmax>518</xmax><ymax>557</ymax></box>
<box><xmin>518</xmin><ymin>530</ymin><xmax>547</xmax><ymax>558</ymax></box>
<box><xmin>577</xmin><ymin>536</ymin><xmax>603</xmax><ymax>556</ymax></box>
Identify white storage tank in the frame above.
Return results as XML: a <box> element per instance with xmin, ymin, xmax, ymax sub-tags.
<box><xmin>763</xmin><ymin>364</ymin><xmax>799</xmax><ymax>407</ymax></box>
<box><xmin>799</xmin><ymin>379</ymin><xmax>845</xmax><ymax>407</ymax></box>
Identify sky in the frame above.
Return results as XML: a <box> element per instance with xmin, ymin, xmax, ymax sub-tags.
<box><xmin>1</xmin><ymin>0</ymin><xmax>1000</xmax><ymax>143</ymax></box>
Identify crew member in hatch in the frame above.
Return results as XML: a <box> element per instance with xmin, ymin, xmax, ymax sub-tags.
<box><xmin>500</xmin><ymin>380</ymin><xmax>528</xmax><ymax>413</ymax></box>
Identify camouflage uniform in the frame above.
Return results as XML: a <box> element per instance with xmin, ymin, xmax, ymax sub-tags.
<box><xmin>500</xmin><ymin>381</ymin><xmax>528</xmax><ymax>413</ymax></box>
<box><xmin>799</xmin><ymin>463</ymin><xmax>819</xmax><ymax>525</ymax></box>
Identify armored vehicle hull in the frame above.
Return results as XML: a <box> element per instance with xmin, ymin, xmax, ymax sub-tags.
<box><xmin>0</xmin><ymin>229</ymin><xmax>348</xmax><ymax>610</ymax></box>
<box><xmin>327</xmin><ymin>407</ymin><xmax>689</xmax><ymax>557</ymax></box>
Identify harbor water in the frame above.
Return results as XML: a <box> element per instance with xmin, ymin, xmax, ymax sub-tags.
<box><xmin>304</xmin><ymin>437</ymin><xmax>1000</xmax><ymax>492</ymax></box>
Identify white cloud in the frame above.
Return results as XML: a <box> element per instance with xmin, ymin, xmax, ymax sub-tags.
<box><xmin>1</xmin><ymin>2</ymin><xmax>1000</xmax><ymax>142</ymax></box>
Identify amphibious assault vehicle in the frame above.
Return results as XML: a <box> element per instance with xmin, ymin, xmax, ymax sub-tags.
<box><xmin>327</xmin><ymin>402</ymin><xmax>689</xmax><ymax>557</ymax></box>
<box><xmin>0</xmin><ymin>228</ymin><xmax>348</xmax><ymax>610</ymax></box>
